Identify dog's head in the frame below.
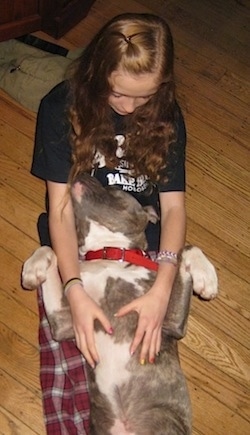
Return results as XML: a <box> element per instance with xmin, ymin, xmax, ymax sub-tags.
<box><xmin>70</xmin><ymin>173</ymin><xmax>158</xmax><ymax>253</ymax></box>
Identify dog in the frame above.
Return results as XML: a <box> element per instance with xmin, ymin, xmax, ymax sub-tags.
<box><xmin>22</xmin><ymin>174</ymin><xmax>218</xmax><ymax>435</ymax></box>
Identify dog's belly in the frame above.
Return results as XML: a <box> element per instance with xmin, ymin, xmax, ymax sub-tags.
<box><xmin>79</xmin><ymin>260</ymin><xmax>153</xmax><ymax>421</ymax></box>
<box><xmin>79</xmin><ymin>260</ymin><xmax>152</xmax><ymax>304</ymax></box>
<box><xmin>95</xmin><ymin>331</ymin><xmax>131</xmax><ymax>405</ymax></box>
<box><xmin>111</xmin><ymin>419</ymin><xmax>136</xmax><ymax>435</ymax></box>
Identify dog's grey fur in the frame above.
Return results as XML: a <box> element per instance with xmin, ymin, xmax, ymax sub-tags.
<box><xmin>22</xmin><ymin>174</ymin><xmax>218</xmax><ymax>435</ymax></box>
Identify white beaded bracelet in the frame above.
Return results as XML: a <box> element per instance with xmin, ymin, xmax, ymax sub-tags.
<box><xmin>156</xmin><ymin>250</ymin><xmax>178</xmax><ymax>266</ymax></box>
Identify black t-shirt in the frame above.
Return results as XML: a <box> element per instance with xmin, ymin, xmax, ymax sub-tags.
<box><xmin>32</xmin><ymin>81</ymin><xmax>186</xmax><ymax>251</ymax></box>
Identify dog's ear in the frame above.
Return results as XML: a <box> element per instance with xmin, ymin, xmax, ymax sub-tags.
<box><xmin>143</xmin><ymin>206</ymin><xmax>159</xmax><ymax>224</ymax></box>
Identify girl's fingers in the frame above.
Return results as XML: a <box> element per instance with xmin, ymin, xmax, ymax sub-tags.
<box><xmin>74</xmin><ymin>310</ymin><xmax>113</xmax><ymax>368</ymax></box>
<box><xmin>115</xmin><ymin>301</ymin><xmax>135</xmax><ymax>318</ymax></box>
<box><xmin>99</xmin><ymin>313</ymin><xmax>114</xmax><ymax>336</ymax></box>
<box><xmin>74</xmin><ymin>331</ymin><xmax>96</xmax><ymax>368</ymax></box>
<box><xmin>131</xmin><ymin>322</ymin><xmax>162</xmax><ymax>364</ymax></box>
<box><xmin>139</xmin><ymin>327</ymin><xmax>158</xmax><ymax>364</ymax></box>
<box><xmin>147</xmin><ymin>329</ymin><xmax>158</xmax><ymax>364</ymax></box>
<box><xmin>74</xmin><ymin>323</ymin><xmax>99</xmax><ymax>368</ymax></box>
<box><xmin>130</xmin><ymin>314</ymin><xmax>152</xmax><ymax>358</ymax></box>
<box><xmin>156</xmin><ymin>329</ymin><xmax>162</xmax><ymax>355</ymax></box>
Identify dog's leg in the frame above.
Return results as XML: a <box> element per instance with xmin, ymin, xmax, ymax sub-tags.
<box><xmin>22</xmin><ymin>246</ymin><xmax>62</xmax><ymax>312</ymax></box>
<box><xmin>22</xmin><ymin>246</ymin><xmax>73</xmax><ymax>340</ymax></box>
<box><xmin>163</xmin><ymin>246</ymin><xmax>218</xmax><ymax>339</ymax></box>
<box><xmin>163</xmin><ymin>263</ymin><xmax>193</xmax><ymax>340</ymax></box>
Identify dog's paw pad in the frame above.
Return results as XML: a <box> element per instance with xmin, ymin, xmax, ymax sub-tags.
<box><xmin>192</xmin><ymin>265</ymin><xmax>218</xmax><ymax>300</ymax></box>
<box><xmin>22</xmin><ymin>267</ymin><xmax>46</xmax><ymax>289</ymax></box>
<box><xmin>22</xmin><ymin>246</ymin><xmax>54</xmax><ymax>290</ymax></box>
<box><xmin>184</xmin><ymin>247</ymin><xmax>218</xmax><ymax>300</ymax></box>
<box><xmin>193</xmin><ymin>278</ymin><xmax>218</xmax><ymax>300</ymax></box>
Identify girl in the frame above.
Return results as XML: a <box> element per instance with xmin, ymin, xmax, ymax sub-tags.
<box><xmin>32</xmin><ymin>13</ymin><xmax>186</xmax><ymax>434</ymax></box>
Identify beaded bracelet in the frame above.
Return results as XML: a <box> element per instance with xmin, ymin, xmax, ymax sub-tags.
<box><xmin>156</xmin><ymin>250</ymin><xmax>178</xmax><ymax>266</ymax></box>
<box><xmin>63</xmin><ymin>277</ymin><xmax>83</xmax><ymax>295</ymax></box>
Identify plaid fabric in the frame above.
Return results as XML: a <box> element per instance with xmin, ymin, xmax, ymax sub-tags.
<box><xmin>37</xmin><ymin>286</ymin><xmax>90</xmax><ymax>434</ymax></box>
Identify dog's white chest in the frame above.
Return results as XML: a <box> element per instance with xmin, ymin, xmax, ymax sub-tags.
<box><xmin>80</xmin><ymin>260</ymin><xmax>150</xmax><ymax>302</ymax></box>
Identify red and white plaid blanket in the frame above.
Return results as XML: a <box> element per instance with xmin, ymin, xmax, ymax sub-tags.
<box><xmin>37</xmin><ymin>286</ymin><xmax>90</xmax><ymax>434</ymax></box>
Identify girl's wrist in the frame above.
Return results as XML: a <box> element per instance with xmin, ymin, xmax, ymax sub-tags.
<box><xmin>64</xmin><ymin>277</ymin><xmax>84</xmax><ymax>297</ymax></box>
<box><xmin>156</xmin><ymin>250</ymin><xmax>179</xmax><ymax>266</ymax></box>
<box><xmin>153</xmin><ymin>261</ymin><xmax>179</xmax><ymax>295</ymax></box>
<box><xmin>66</xmin><ymin>285</ymin><xmax>88</xmax><ymax>309</ymax></box>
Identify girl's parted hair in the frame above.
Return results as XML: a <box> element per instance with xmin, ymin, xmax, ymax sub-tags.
<box><xmin>69</xmin><ymin>13</ymin><xmax>177</xmax><ymax>183</ymax></box>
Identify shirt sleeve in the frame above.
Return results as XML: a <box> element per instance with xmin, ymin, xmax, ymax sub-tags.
<box><xmin>31</xmin><ymin>81</ymin><xmax>72</xmax><ymax>183</ymax></box>
<box><xmin>158</xmin><ymin>103</ymin><xmax>186</xmax><ymax>192</ymax></box>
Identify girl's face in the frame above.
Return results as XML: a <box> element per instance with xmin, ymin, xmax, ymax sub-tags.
<box><xmin>108</xmin><ymin>70</ymin><xmax>159</xmax><ymax>115</ymax></box>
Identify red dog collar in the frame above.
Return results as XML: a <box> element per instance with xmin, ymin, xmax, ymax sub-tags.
<box><xmin>85</xmin><ymin>247</ymin><xmax>158</xmax><ymax>271</ymax></box>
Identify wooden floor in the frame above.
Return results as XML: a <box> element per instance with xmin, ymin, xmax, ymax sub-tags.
<box><xmin>0</xmin><ymin>0</ymin><xmax>249</xmax><ymax>433</ymax></box>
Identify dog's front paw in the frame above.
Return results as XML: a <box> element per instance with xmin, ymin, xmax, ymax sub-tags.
<box><xmin>183</xmin><ymin>246</ymin><xmax>218</xmax><ymax>300</ymax></box>
<box><xmin>22</xmin><ymin>246</ymin><xmax>55</xmax><ymax>290</ymax></box>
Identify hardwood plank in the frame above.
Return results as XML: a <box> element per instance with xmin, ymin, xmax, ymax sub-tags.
<box><xmin>0</xmin><ymin>119</ymin><xmax>34</xmax><ymax>170</ymax></box>
<box><xmin>179</xmin><ymin>343</ymin><xmax>250</xmax><ymax>423</ymax></box>
<box><xmin>186</xmin><ymin>189</ymin><xmax>249</xmax><ymax>257</ymax></box>
<box><xmin>0</xmin><ymin>90</ymin><xmax>36</xmax><ymax>138</ymax></box>
<box><xmin>185</xmin><ymin>116</ymin><xmax>249</xmax><ymax>172</ymax></box>
<box><xmin>0</xmin><ymin>406</ymin><xmax>39</xmax><ymax>435</ymax></box>
<box><xmin>0</xmin><ymin>245</ymin><xmax>38</xmax><ymax>314</ymax></box>
<box><xmin>0</xmin><ymin>323</ymin><xmax>39</xmax><ymax>391</ymax></box>
<box><xmin>184</xmin><ymin>314</ymin><xmax>250</xmax><ymax>387</ymax></box>
<box><xmin>187</xmin><ymin>145</ymin><xmax>249</xmax><ymax>228</ymax></box>
<box><xmin>181</xmin><ymin>0</ymin><xmax>249</xmax><ymax>44</ymax></box>
<box><xmin>0</xmin><ymin>153</ymin><xmax>45</xmax><ymax>208</ymax></box>
<box><xmin>169</xmin><ymin>0</ymin><xmax>249</xmax><ymax>65</ymax></box>
<box><xmin>180</xmin><ymin>85</ymin><xmax>249</xmax><ymax>149</ymax></box>
<box><xmin>0</xmin><ymin>183</ymin><xmax>42</xmax><ymax>239</ymax></box>
<box><xmin>189</xmin><ymin>295</ymin><xmax>249</xmax><ymax>350</ymax></box>
<box><xmin>187</xmin><ymin>156</ymin><xmax>249</xmax><ymax>223</ymax></box>
<box><xmin>186</xmin><ymin>219</ymin><xmax>249</xmax><ymax>284</ymax></box>
<box><xmin>0</xmin><ymin>218</ymin><xmax>39</xmax><ymax>262</ymax></box>
<box><xmin>175</xmin><ymin>43</ymin><xmax>250</xmax><ymax>106</ymax></box>
<box><xmin>187</xmin><ymin>379</ymin><xmax>250</xmax><ymax>435</ymax></box>
<box><xmin>136</xmin><ymin>0</ymin><xmax>250</xmax><ymax>77</ymax></box>
<box><xmin>0</xmin><ymin>292</ymin><xmax>38</xmax><ymax>347</ymax></box>
<box><xmin>0</xmin><ymin>369</ymin><xmax>44</xmax><ymax>435</ymax></box>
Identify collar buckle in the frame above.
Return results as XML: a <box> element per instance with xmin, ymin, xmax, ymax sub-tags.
<box><xmin>102</xmin><ymin>247</ymin><xmax>126</xmax><ymax>262</ymax></box>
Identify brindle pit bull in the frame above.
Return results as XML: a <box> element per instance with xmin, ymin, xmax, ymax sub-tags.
<box><xmin>22</xmin><ymin>174</ymin><xmax>218</xmax><ymax>435</ymax></box>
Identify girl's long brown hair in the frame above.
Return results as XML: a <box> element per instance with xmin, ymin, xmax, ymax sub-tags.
<box><xmin>69</xmin><ymin>13</ymin><xmax>177</xmax><ymax>184</ymax></box>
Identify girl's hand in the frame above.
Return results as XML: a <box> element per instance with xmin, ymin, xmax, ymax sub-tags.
<box><xmin>115</xmin><ymin>286</ymin><xmax>171</xmax><ymax>364</ymax></box>
<box><xmin>67</xmin><ymin>285</ymin><xmax>113</xmax><ymax>368</ymax></box>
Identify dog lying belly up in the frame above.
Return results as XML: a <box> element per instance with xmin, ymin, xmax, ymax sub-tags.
<box><xmin>22</xmin><ymin>174</ymin><xmax>218</xmax><ymax>435</ymax></box>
